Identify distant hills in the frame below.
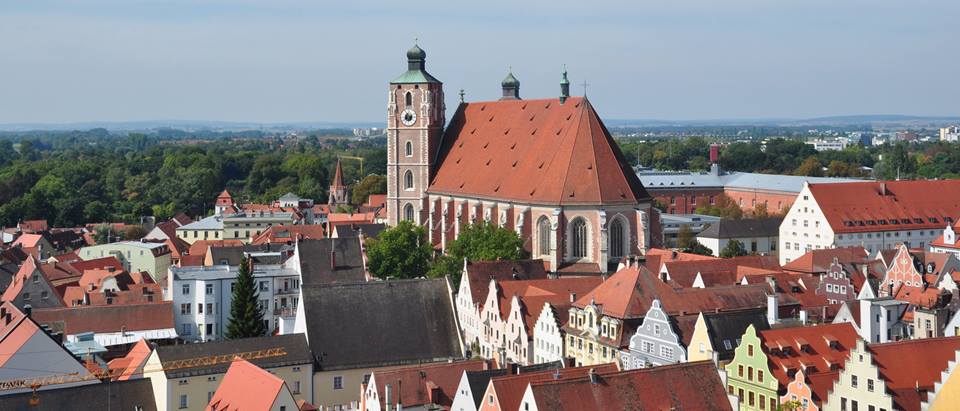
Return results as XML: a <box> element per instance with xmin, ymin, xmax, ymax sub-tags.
<box><xmin>605</xmin><ymin>114</ymin><xmax>960</xmax><ymax>128</ymax></box>
<box><xmin>1</xmin><ymin>114</ymin><xmax>957</xmax><ymax>132</ymax></box>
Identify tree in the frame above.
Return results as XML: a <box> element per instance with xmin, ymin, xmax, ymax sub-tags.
<box><xmin>682</xmin><ymin>241</ymin><xmax>714</xmax><ymax>256</ymax></box>
<box><xmin>351</xmin><ymin>174</ymin><xmax>387</xmax><ymax>205</ymax></box>
<box><xmin>676</xmin><ymin>224</ymin><xmax>695</xmax><ymax>249</ymax></box>
<box><xmin>694</xmin><ymin>194</ymin><xmax>743</xmax><ymax>220</ymax></box>
<box><xmin>92</xmin><ymin>224</ymin><xmax>117</xmax><ymax>245</ymax></box>
<box><xmin>794</xmin><ymin>156</ymin><xmax>823</xmax><ymax>177</ymax></box>
<box><xmin>123</xmin><ymin>225</ymin><xmax>148</xmax><ymax>240</ymax></box>
<box><xmin>720</xmin><ymin>240</ymin><xmax>749</xmax><ymax>258</ymax></box>
<box><xmin>366</xmin><ymin>220</ymin><xmax>433</xmax><ymax>279</ymax></box>
<box><xmin>226</xmin><ymin>255</ymin><xmax>267</xmax><ymax>339</ymax></box>
<box><xmin>428</xmin><ymin>221</ymin><xmax>528</xmax><ymax>282</ymax></box>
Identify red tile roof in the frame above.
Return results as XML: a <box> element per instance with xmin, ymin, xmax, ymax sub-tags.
<box><xmin>759</xmin><ymin>323</ymin><xmax>859</xmax><ymax>387</ymax></box>
<box><xmin>868</xmin><ymin>337</ymin><xmax>960</xmax><ymax>411</ymax></box>
<box><xmin>12</xmin><ymin>233</ymin><xmax>44</xmax><ymax>248</ymax></box>
<box><xmin>429</xmin><ymin>97</ymin><xmax>650</xmax><ymax>205</ymax></box>
<box><xmin>31</xmin><ymin>302</ymin><xmax>175</xmax><ymax>334</ymax></box>
<box><xmin>366</xmin><ymin>194</ymin><xmax>387</xmax><ymax>209</ymax></box>
<box><xmin>808</xmin><ymin>180</ymin><xmax>960</xmax><ymax>234</ymax></box>
<box><xmin>496</xmin><ymin>277</ymin><xmax>603</xmax><ymax>335</ymax></box>
<box><xmin>487</xmin><ymin>363</ymin><xmax>619</xmax><ymax>411</ymax></box>
<box><xmin>574</xmin><ymin>265</ymin><xmax>781</xmax><ymax>319</ymax></box>
<box><xmin>643</xmin><ymin>248</ymin><xmax>718</xmax><ymax>273</ymax></box>
<box><xmin>107</xmin><ymin>339</ymin><xmax>152</xmax><ymax>381</ymax></box>
<box><xmin>250</xmin><ymin>224</ymin><xmax>326</xmax><ymax>245</ymax></box>
<box><xmin>782</xmin><ymin>247</ymin><xmax>870</xmax><ymax>274</ymax></box>
<box><xmin>0</xmin><ymin>302</ymin><xmax>37</xmax><ymax>368</ymax></box>
<box><xmin>187</xmin><ymin>240</ymin><xmax>244</xmax><ymax>256</ymax></box>
<box><xmin>662</xmin><ymin>255</ymin><xmax>780</xmax><ymax>287</ymax></box>
<box><xmin>207</xmin><ymin>359</ymin><xmax>287</xmax><ymax>411</ymax></box>
<box><xmin>18</xmin><ymin>220</ymin><xmax>48</xmax><ymax>232</ymax></box>
<box><xmin>527</xmin><ymin>361</ymin><xmax>732</xmax><ymax>411</ymax></box>
<box><xmin>463</xmin><ymin>260</ymin><xmax>549</xmax><ymax>308</ymax></box>
<box><xmin>370</xmin><ymin>359</ymin><xmax>487</xmax><ymax>409</ymax></box>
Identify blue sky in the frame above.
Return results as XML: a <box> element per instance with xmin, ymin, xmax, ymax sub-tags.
<box><xmin>0</xmin><ymin>0</ymin><xmax>957</xmax><ymax>124</ymax></box>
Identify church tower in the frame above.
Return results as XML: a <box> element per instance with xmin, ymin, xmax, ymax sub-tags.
<box><xmin>328</xmin><ymin>158</ymin><xmax>349</xmax><ymax>206</ymax></box>
<box><xmin>386</xmin><ymin>43</ymin><xmax>445</xmax><ymax>226</ymax></box>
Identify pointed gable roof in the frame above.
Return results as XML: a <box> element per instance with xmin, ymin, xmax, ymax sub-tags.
<box><xmin>331</xmin><ymin>158</ymin><xmax>346</xmax><ymax>188</ymax></box>
<box><xmin>868</xmin><ymin>337</ymin><xmax>960</xmax><ymax>411</ymax></box>
<box><xmin>429</xmin><ymin>97</ymin><xmax>649</xmax><ymax>205</ymax></box>
<box><xmin>207</xmin><ymin>359</ymin><xmax>289</xmax><ymax>411</ymax></box>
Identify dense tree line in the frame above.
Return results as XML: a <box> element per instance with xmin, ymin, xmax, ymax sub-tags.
<box><xmin>618</xmin><ymin>137</ymin><xmax>960</xmax><ymax>181</ymax></box>
<box><xmin>0</xmin><ymin>132</ymin><xmax>386</xmax><ymax>227</ymax></box>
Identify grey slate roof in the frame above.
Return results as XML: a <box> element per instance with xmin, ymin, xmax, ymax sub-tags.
<box><xmin>155</xmin><ymin>333</ymin><xmax>312</xmax><ymax>378</ymax></box>
<box><xmin>0</xmin><ymin>379</ymin><xmax>157</xmax><ymax>411</ymax></box>
<box><xmin>298</xmin><ymin>238</ymin><xmax>367</xmax><ymax>286</ymax></box>
<box><xmin>300</xmin><ymin>278</ymin><xmax>464</xmax><ymax>371</ymax></box>
<box><xmin>698</xmin><ymin>217</ymin><xmax>783</xmax><ymax>239</ymax></box>
<box><xmin>177</xmin><ymin>215</ymin><xmax>223</xmax><ymax>230</ymax></box>
<box><xmin>466</xmin><ymin>369</ymin><xmax>509</xmax><ymax>407</ymax></box>
<box><xmin>333</xmin><ymin>223</ymin><xmax>386</xmax><ymax>240</ymax></box>
<box><xmin>703</xmin><ymin>308</ymin><xmax>770</xmax><ymax>361</ymax></box>
<box><xmin>637</xmin><ymin>169</ymin><xmax>857</xmax><ymax>193</ymax></box>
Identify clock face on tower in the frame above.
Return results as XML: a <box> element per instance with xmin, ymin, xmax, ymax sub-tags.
<box><xmin>401</xmin><ymin>109</ymin><xmax>417</xmax><ymax>126</ymax></box>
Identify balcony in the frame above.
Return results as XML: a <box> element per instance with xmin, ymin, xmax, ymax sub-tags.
<box><xmin>273</xmin><ymin>306</ymin><xmax>297</xmax><ymax>318</ymax></box>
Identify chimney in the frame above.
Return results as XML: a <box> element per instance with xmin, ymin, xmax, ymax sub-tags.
<box><xmin>799</xmin><ymin>309</ymin><xmax>808</xmax><ymax>325</ymax></box>
<box><xmin>888</xmin><ymin>282</ymin><xmax>894</xmax><ymax>297</ymax></box>
<box><xmin>385</xmin><ymin>384</ymin><xmax>392</xmax><ymax>411</ymax></box>
<box><xmin>880</xmin><ymin>183</ymin><xmax>888</xmax><ymax>196</ymax></box>
<box><xmin>559</xmin><ymin>68</ymin><xmax>570</xmax><ymax>104</ymax></box>
<box><xmin>765</xmin><ymin>276</ymin><xmax>777</xmax><ymax>293</ymax></box>
<box><xmin>588</xmin><ymin>368</ymin><xmax>599</xmax><ymax>384</ymax></box>
<box><xmin>766</xmin><ymin>294</ymin><xmax>778</xmax><ymax>324</ymax></box>
<box><xmin>709</xmin><ymin>144</ymin><xmax>720</xmax><ymax>164</ymax></box>
<box><xmin>861</xmin><ymin>264</ymin><xmax>868</xmax><ymax>277</ymax></box>
<box><xmin>396</xmin><ymin>379</ymin><xmax>403</xmax><ymax>411</ymax></box>
<box><xmin>570</xmin><ymin>292</ymin><xmax>577</xmax><ymax>303</ymax></box>
<box><xmin>23</xmin><ymin>304</ymin><xmax>32</xmax><ymax>318</ymax></box>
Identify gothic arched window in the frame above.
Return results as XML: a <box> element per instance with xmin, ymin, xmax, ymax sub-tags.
<box><xmin>610</xmin><ymin>218</ymin><xmax>625</xmax><ymax>258</ymax></box>
<box><xmin>537</xmin><ymin>217</ymin><xmax>551</xmax><ymax>256</ymax></box>
<box><xmin>404</xmin><ymin>170</ymin><xmax>414</xmax><ymax>190</ymax></box>
<box><xmin>570</xmin><ymin>218</ymin><xmax>588</xmax><ymax>259</ymax></box>
<box><xmin>405</xmin><ymin>141</ymin><xmax>413</xmax><ymax>157</ymax></box>
<box><xmin>405</xmin><ymin>91</ymin><xmax>412</xmax><ymax>107</ymax></box>
<box><xmin>404</xmin><ymin>204</ymin><xmax>415</xmax><ymax>222</ymax></box>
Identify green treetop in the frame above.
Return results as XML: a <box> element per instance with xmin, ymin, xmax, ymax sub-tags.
<box><xmin>226</xmin><ymin>255</ymin><xmax>267</xmax><ymax>339</ymax></box>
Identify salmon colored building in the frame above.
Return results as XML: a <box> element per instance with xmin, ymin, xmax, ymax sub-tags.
<box><xmin>385</xmin><ymin>44</ymin><xmax>658</xmax><ymax>273</ymax></box>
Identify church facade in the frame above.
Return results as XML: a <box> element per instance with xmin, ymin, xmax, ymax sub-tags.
<box><xmin>386</xmin><ymin>44</ymin><xmax>659</xmax><ymax>272</ymax></box>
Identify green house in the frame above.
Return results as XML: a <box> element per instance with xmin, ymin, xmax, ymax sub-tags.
<box><xmin>724</xmin><ymin>324</ymin><xmax>779</xmax><ymax>411</ymax></box>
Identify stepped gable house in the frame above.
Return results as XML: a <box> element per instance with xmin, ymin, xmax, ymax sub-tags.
<box><xmin>385</xmin><ymin>44</ymin><xmax>659</xmax><ymax>273</ymax></box>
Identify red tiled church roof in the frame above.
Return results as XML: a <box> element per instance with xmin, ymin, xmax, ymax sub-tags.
<box><xmin>429</xmin><ymin>97</ymin><xmax>649</xmax><ymax>205</ymax></box>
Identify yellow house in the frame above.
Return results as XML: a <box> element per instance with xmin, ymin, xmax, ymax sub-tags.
<box><xmin>144</xmin><ymin>334</ymin><xmax>313</xmax><ymax>411</ymax></box>
<box><xmin>924</xmin><ymin>349</ymin><xmax>960</xmax><ymax>411</ymax></box>
<box><xmin>687</xmin><ymin>309</ymin><xmax>770</xmax><ymax>364</ymax></box>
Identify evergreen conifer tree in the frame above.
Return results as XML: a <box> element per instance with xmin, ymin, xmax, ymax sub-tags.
<box><xmin>226</xmin><ymin>255</ymin><xmax>267</xmax><ymax>339</ymax></box>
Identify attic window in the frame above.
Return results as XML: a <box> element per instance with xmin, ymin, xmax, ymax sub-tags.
<box><xmin>512</xmin><ymin>161</ymin><xmax>518</xmax><ymax>167</ymax></box>
<box><xmin>459</xmin><ymin>182</ymin><xmax>465</xmax><ymax>188</ymax></box>
<box><xmin>569</xmin><ymin>190</ymin><xmax>575</xmax><ymax>198</ymax></box>
<box><xmin>901</xmin><ymin>219</ymin><xmax>911</xmax><ymax>224</ymax></box>
<box><xmin>486</xmin><ymin>159</ymin><xmax>492</xmax><ymax>166</ymax></box>
<box><xmin>545</xmin><ymin>102</ymin><xmax>551</xmax><ymax>109</ymax></box>
<box><xmin>913</xmin><ymin>218</ymin><xmax>923</xmax><ymax>224</ymax></box>
<box><xmin>929</xmin><ymin>217</ymin><xmax>939</xmax><ymax>223</ymax></box>
<box><xmin>510</xmin><ymin>143</ymin><xmax>516</xmax><ymax>150</ymax></box>
<box><xmin>574</xmin><ymin>101</ymin><xmax>581</xmax><ymax>108</ymax></box>
<box><xmin>566</xmin><ymin>114</ymin><xmax>572</xmax><ymax>121</ymax></box>
<box><xmin>946</xmin><ymin>217</ymin><xmax>955</xmax><ymax>223</ymax></box>
<box><xmin>556</xmin><ymin>129</ymin><xmax>562</xmax><ymax>135</ymax></box>
<box><xmin>530</xmin><ymin>188</ymin><xmax>536</xmax><ymax>196</ymax></box>
<box><xmin>538</xmin><ymin>162</ymin><xmax>545</xmax><ymax>169</ymax></box>
<box><xmin>587</xmin><ymin>164</ymin><xmax>593</xmax><ymax>170</ymax></box>
<box><xmin>866</xmin><ymin>220</ymin><xmax>876</xmax><ymax>226</ymax></box>
<box><xmin>470</xmin><ymin>128</ymin><xmax>477</xmax><ymax>135</ymax></box>
<box><xmin>480</xmin><ymin>105</ymin><xmax>486</xmax><ymax>111</ymax></box>
<box><xmin>494</xmin><ymin>185</ymin><xmax>500</xmax><ymax>192</ymax></box>
<box><xmin>455</xmin><ymin>157</ymin><xmax>461</xmax><ymax>164</ymax></box>
<box><xmin>521</xmin><ymin>103</ymin><xmax>527</xmax><ymax>110</ymax></box>
<box><xmin>504</xmin><ymin>128</ymin><xmax>510</xmax><ymax>135</ymax></box>
<box><xmin>529</xmin><ymin>114</ymin><xmax>536</xmax><ymax>121</ymax></box>
<box><xmin>890</xmin><ymin>219</ymin><xmax>900</xmax><ymax>225</ymax></box>
<box><xmin>531</xmin><ymin>128</ymin><xmax>537</xmax><ymax>135</ymax></box>
<box><xmin>878</xmin><ymin>220</ymin><xmax>887</xmax><ymax>225</ymax></box>
<box><xmin>483</xmin><ymin>142</ymin><xmax>489</xmax><ymax>149</ymax></box>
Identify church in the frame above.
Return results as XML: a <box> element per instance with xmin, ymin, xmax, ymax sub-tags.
<box><xmin>385</xmin><ymin>44</ymin><xmax>660</xmax><ymax>273</ymax></box>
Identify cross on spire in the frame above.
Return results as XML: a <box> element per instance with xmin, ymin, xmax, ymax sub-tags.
<box><xmin>459</xmin><ymin>89</ymin><xmax>465</xmax><ymax>103</ymax></box>
<box><xmin>581</xmin><ymin>80</ymin><xmax>590</xmax><ymax>96</ymax></box>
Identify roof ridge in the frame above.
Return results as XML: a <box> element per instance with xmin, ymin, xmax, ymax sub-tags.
<box><xmin>551</xmin><ymin>100</ymin><xmax>585</xmax><ymax>204</ymax></box>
